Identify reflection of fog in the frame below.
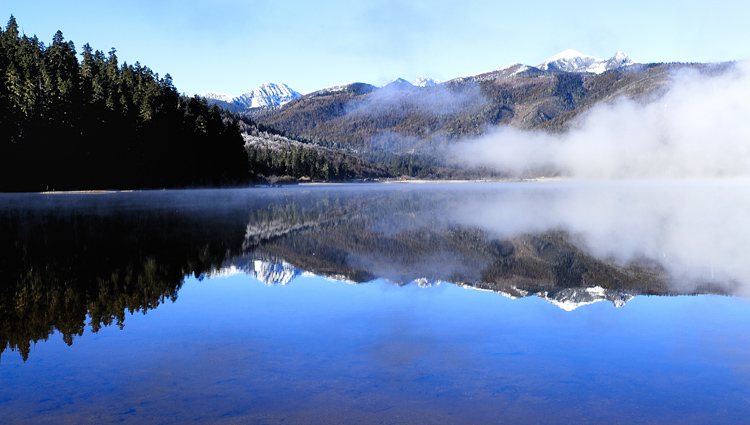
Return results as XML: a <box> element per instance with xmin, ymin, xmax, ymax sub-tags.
<box><xmin>450</xmin><ymin>180</ymin><xmax>750</xmax><ymax>296</ymax></box>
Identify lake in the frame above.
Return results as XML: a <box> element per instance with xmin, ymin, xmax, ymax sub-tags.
<box><xmin>2</xmin><ymin>182</ymin><xmax>750</xmax><ymax>424</ymax></box>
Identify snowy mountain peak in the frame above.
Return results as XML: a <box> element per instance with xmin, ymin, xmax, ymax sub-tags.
<box><xmin>538</xmin><ymin>49</ymin><xmax>636</xmax><ymax>74</ymax></box>
<box><xmin>412</xmin><ymin>76</ymin><xmax>441</xmax><ymax>87</ymax></box>
<box><xmin>605</xmin><ymin>51</ymin><xmax>637</xmax><ymax>69</ymax></box>
<box><xmin>236</xmin><ymin>82</ymin><xmax>302</xmax><ymax>108</ymax></box>
<box><xmin>200</xmin><ymin>82</ymin><xmax>302</xmax><ymax>110</ymax></box>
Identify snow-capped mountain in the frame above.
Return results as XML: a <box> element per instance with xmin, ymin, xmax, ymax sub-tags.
<box><xmin>200</xmin><ymin>82</ymin><xmax>302</xmax><ymax>110</ymax></box>
<box><xmin>412</xmin><ymin>76</ymin><xmax>441</xmax><ymax>87</ymax></box>
<box><xmin>537</xmin><ymin>49</ymin><xmax>636</xmax><ymax>74</ymax></box>
<box><xmin>236</xmin><ymin>83</ymin><xmax>302</xmax><ymax>108</ymax></box>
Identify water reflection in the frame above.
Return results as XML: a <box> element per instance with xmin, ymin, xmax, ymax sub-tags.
<box><xmin>1</xmin><ymin>182</ymin><xmax>747</xmax><ymax>363</ymax></box>
<box><xmin>452</xmin><ymin>180</ymin><xmax>750</xmax><ymax>295</ymax></box>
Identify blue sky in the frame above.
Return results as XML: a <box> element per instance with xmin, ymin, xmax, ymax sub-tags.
<box><xmin>2</xmin><ymin>1</ymin><xmax>749</xmax><ymax>96</ymax></box>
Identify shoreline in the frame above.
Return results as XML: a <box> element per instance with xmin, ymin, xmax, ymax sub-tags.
<box><xmin>40</xmin><ymin>190</ymin><xmax>133</xmax><ymax>195</ymax></box>
<box><xmin>24</xmin><ymin>178</ymin><xmax>568</xmax><ymax>194</ymax></box>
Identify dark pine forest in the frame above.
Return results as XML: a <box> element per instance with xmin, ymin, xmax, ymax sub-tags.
<box><xmin>0</xmin><ymin>16</ymin><xmax>249</xmax><ymax>192</ymax></box>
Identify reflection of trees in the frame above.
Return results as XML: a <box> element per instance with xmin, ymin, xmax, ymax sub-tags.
<box><xmin>241</xmin><ymin>191</ymin><xmax>382</xmax><ymax>249</ymax></box>
<box><xmin>0</xmin><ymin>195</ymin><xmax>247</xmax><ymax>362</ymax></box>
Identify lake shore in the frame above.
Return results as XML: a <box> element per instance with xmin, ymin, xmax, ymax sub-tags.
<box><xmin>31</xmin><ymin>177</ymin><xmax>568</xmax><ymax>193</ymax></box>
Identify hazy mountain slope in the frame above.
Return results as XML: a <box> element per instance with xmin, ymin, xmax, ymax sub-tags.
<box><xmin>257</xmin><ymin>62</ymin><xmax>731</xmax><ymax>153</ymax></box>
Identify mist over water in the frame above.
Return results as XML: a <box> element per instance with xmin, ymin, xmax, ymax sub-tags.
<box><xmin>434</xmin><ymin>61</ymin><xmax>750</xmax><ymax>295</ymax></box>
<box><xmin>451</xmin><ymin>181</ymin><xmax>750</xmax><ymax>295</ymax></box>
<box><xmin>454</xmin><ymin>61</ymin><xmax>750</xmax><ymax>179</ymax></box>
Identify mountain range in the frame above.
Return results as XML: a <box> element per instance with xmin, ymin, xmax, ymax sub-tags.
<box><xmin>537</xmin><ymin>49</ymin><xmax>636</xmax><ymax>74</ymax></box>
<box><xmin>196</xmin><ymin>49</ymin><xmax>732</xmax><ymax>179</ymax></box>
<box><xmin>200</xmin><ymin>50</ymin><xmax>636</xmax><ymax>110</ymax></box>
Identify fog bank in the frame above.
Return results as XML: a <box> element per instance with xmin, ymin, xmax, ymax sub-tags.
<box><xmin>454</xmin><ymin>61</ymin><xmax>750</xmax><ymax>179</ymax></box>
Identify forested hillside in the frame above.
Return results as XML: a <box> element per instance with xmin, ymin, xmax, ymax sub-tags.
<box><xmin>238</xmin><ymin>117</ymin><xmax>388</xmax><ymax>182</ymax></box>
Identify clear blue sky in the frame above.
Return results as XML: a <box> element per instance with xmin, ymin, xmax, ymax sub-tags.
<box><xmin>3</xmin><ymin>0</ymin><xmax>748</xmax><ymax>96</ymax></box>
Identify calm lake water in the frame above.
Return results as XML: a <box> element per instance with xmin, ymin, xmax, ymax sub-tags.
<box><xmin>2</xmin><ymin>182</ymin><xmax>750</xmax><ymax>424</ymax></box>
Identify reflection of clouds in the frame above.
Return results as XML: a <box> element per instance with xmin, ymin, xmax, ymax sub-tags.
<box><xmin>451</xmin><ymin>181</ymin><xmax>750</xmax><ymax>296</ymax></box>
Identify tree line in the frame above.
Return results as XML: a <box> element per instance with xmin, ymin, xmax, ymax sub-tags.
<box><xmin>0</xmin><ymin>16</ymin><xmax>254</xmax><ymax>192</ymax></box>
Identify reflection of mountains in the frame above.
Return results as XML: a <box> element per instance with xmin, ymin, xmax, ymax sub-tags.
<box><xmin>0</xmin><ymin>186</ymin><xmax>730</xmax><ymax>362</ymax></box>
<box><xmin>213</xmin><ymin>258</ymin><xmax>639</xmax><ymax>311</ymax></box>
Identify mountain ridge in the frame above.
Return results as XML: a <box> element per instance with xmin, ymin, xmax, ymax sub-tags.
<box><xmin>537</xmin><ymin>49</ymin><xmax>637</xmax><ymax>74</ymax></box>
<box><xmin>200</xmin><ymin>49</ymin><xmax>636</xmax><ymax>106</ymax></box>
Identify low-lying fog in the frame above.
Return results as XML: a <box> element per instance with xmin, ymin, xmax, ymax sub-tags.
<box><xmin>454</xmin><ymin>61</ymin><xmax>750</xmax><ymax>179</ymax></box>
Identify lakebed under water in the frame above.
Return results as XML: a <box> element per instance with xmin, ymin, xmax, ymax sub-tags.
<box><xmin>2</xmin><ymin>182</ymin><xmax>750</xmax><ymax>424</ymax></box>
